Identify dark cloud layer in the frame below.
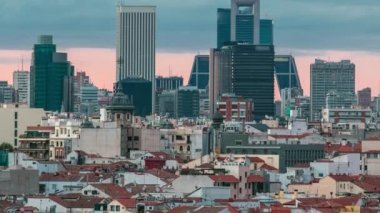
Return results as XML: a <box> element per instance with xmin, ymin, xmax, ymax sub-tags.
<box><xmin>1</xmin><ymin>0</ymin><xmax>380</xmax><ymax>52</ymax></box>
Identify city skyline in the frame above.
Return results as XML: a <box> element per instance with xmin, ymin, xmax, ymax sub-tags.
<box><xmin>1</xmin><ymin>0</ymin><xmax>380</xmax><ymax>97</ymax></box>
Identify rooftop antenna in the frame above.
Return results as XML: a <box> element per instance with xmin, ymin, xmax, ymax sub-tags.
<box><xmin>21</xmin><ymin>56</ymin><xmax>24</xmax><ymax>71</ymax></box>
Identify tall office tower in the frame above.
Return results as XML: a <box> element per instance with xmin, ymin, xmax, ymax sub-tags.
<box><xmin>358</xmin><ymin>87</ymin><xmax>371</xmax><ymax>108</ymax></box>
<box><xmin>210</xmin><ymin>43</ymin><xmax>274</xmax><ymax>120</ymax></box>
<box><xmin>310</xmin><ymin>59</ymin><xmax>355</xmax><ymax>121</ymax></box>
<box><xmin>13</xmin><ymin>70</ymin><xmax>29</xmax><ymax>104</ymax></box>
<box><xmin>188</xmin><ymin>55</ymin><xmax>210</xmax><ymax>89</ymax></box>
<box><xmin>158</xmin><ymin>90</ymin><xmax>176</xmax><ymax>117</ymax></box>
<box><xmin>73</xmin><ymin>71</ymin><xmax>90</xmax><ymax>112</ymax></box>
<box><xmin>274</xmin><ymin>55</ymin><xmax>302</xmax><ymax>94</ymax></box>
<box><xmin>117</xmin><ymin>78</ymin><xmax>152</xmax><ymax>117</ymax></box>
<box><xmin>116</xmin><ymin>4</ymin><xmax>156</xmax><ymax>112</ymax></box>
<box><xmin>217</xmin><ymin>0</ymin><xmax>273</xmax><ymax>48</ymax></box>
<box><xmin>155</xmin><ymin>76</ymin><xmax>183</xmax><ymax>91</ymax></box>
<box><xmin>0</xmin><ymin>81</ymin><xmax>15</xmax><ymax>103</ymax></box>
<box><xmin>231</xmin><ymin>0</ymin><xmax>260</xmax><ymax>45</ymax></box>
<box><xmin>30</xmin><ymin>35</ymin><xmax>74</xmax><ymax>112</ymax></box>
<box><xmin>175</xmin><ymin>86</ymin><xmax>199</xmax><ymax>118</ymax></box>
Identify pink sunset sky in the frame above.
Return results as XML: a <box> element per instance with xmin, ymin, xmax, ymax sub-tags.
<box><xmin>1</xmin><ymin>48</ymin><xmax>379</xmax><ymax>100</ymax></box>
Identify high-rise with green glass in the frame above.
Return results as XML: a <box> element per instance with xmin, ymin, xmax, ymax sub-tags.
<box><xmin>30</xmin><ymin>35</ymin><xmax>74</xmax><ymax>112</ymax></box>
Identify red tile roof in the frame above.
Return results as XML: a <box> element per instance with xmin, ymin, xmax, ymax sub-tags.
<box><xmin>39</xmin><ymin>172</ymin><xmax>82</xmax><ymax>182</ymax></box>
<box><xmin>168</xmin><ymin>206</ymin><xmax>227</xmax><ymax>213</ymax></box>
<box><xmin>47</xmin><ymin>194</ymin><xmax>103</xmax><ymax>209</ymax></box>
<box><xmin>247</xmin><ymin>175</ymin><xmax>264</xmax><ymax>183</ymax></box>
<box><xmin>115</xmin><ymin>198</ymin><xmax>137</xmax><ymax>208</ymax></box>
<box><xmin>209</xmin><ymin>175</ymin><xmax>239</xmax><ymax>183</ymax></box>
<box><xmin>259</xmin><ymin>163</ymin><xmax>278</xmax><ymax>171</ymax></box>
<box><xmin>329</xmin><ymin>175</ymin><xmax>357</xmax><ymax>182</ymax></box>
<box><xmin>91</xmin><ymin>183</ymin><xmax>132</xmax><ymax>198</ymax></box>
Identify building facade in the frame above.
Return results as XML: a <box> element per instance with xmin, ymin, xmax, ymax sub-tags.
<box><xmin>210</xmin><ymin>43</ymin><xmax>274</xmax><ymax>120</ymax></box>
<box><xmin>0</xmin><ymin>104</ymin><xmax>45</xmax><ymax>147</ymax></box>
<box><xmin>117</xmin><ymin>78</ymin><xmax>152</xmax><ymax>117</ymax></box>
<box><xmin>188</xmin><ymin>55</ymin><xmax>210</xmax><ymax>89</ymax></box>
<box><xmin>13</xmin><ymin>70</ymin><xmax>29</xmax><ymax>104</ymax></box>
<box><xmin>0</xmin><ymin>81</ymin><xmax>14</xmax><ymax>103</ymax></box>
<box><xmin>310</xmin><ymin>59</ymin><xmax>355</xmax><ymax>121</ymax></box>
<box><xmin>274</xmin><ymin>55</ymin><xmax>302</xmax><ymax>94</ymax></box>
<box><xmin>30</xmin><ymin>35</ymin><xmax>74</xmax><ymax>112</ymax></box>
<box><xmin>116</xmin><ymin>4</ymin><xmax>155</xmax><ymax>112</ymax></box>
<box><xmin>217</xmin><ymin>93</ymin><xmax>253</xmax><ymax>121</ymax></box>
<box><xmin>357</xmin><ymin>87</ymin><xmax>371</xmax><ymax>108</ymax></box>
<box><xmin>175</xmin><ymin>86</ymin><xmax>199</xmax><ymax>118</ymax></box>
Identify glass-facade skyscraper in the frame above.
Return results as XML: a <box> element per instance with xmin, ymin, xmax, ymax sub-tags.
<box><xmin>210</xmin><ymin>43</ymin><xmax>275</xmax><ymax>120</ymax></box>
<box><xmin>217</xmin><ymin>8</ymin><xmax>273</xmax><ymax>48</ymax></box>
<box><xmin>310</xmin><ymin>59</ymin><xmax>355</xmax><ymax>121</ymax></box>
<box><xmin>274</xmin><ymin>55</ymin><xmax>302</xmax><ymax>94</ymax></box>
<box><xmin>188</xmin><ymin>55</ymin><xmax>209</xmax><ymax>89</ymax></box>
<box><xmin>30</xmin><ymin>35</ymin><xmax>74</xmax><ymax>112</ymax></box>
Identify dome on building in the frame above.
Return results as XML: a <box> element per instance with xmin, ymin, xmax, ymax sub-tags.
<box><xmin>110</xmin><ymin>83</ymin><xmax>133</xmax><ymax>107</ymax></box>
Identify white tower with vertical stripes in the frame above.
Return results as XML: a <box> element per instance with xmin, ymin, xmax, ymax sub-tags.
<box><xmin>116</xmin><ymin>4</ymin><xmax>156</xmax><ymax>112</ymax></box>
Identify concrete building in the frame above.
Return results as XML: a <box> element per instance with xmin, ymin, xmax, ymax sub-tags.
<box><xmin>280</xmin><ymin>88</ymin><xmax>302</xmax><ymax>117</ymax></box>
<box><xmin>357</xmin><ymin>87</ymin><xmax>371</xmax><ymax>108</ymax></box>
<box><xmin>13</xmin><ymin>70</ymin><xmax>29</xmax><ymax>104</ymax></box>
<box><xmin>0</xmin><ymin>167</ymin><xmax>39</xmax><ymax>195</ymax></box>
<box><xmin>49</xmin><ymin>119</ymin><xmax>81</xmax><ymax>160</ymax></box>
<box><xmin>155</xmin><ymin>76</ymin><xmax>183</xmax><ymax>114</ymax></box>
<box><xmin>199</xmin><ymin>89</ymin><xmax>210</xmax><ymax>117</ymax></box>
<box><xmin>0</xmin><ymin>104</ymin><xmax>45</xmax><ymax>147</ymax></box>
<box><xmin>361</xmin><ymin>139</ymin><xmax>380</xmax><ymax>175</ymax></box>
<box><xmin>116</xmin><ymin>4</ymin><xmax>156</xmax><ymax>112</ymax></box>
<box><xmin>310</xmin><ymin>59</ymin><xmax>355</xmax><ymax>121</ymax></box>
<box><xmin>321</xmin><ymin>107</ymin><xmax>371</xmax><ymax>134</ymax></box>
<box><xmin>217</xmin><ymin>93</ymin><xmax>253</xmax><ymax>121</ymax></box>
<box><xmin>73</xmin><ymin>71</ymin><xmax>90</xmax><ymax>112</ymax></box>
<box><xmin>18</xmin><ymin>126</ymin><xmax>53</xmax><ymax>160</ymax></box>
<box><xmin>325</xmin><ymin>90</ymin><xmax>356</xmax><ymax>109</ymax></box>
<box><xmin>310</xmin><ymin>153</ymin><xmax>361</xmax><ymax>178</ymax></box>
<box><xmin>158</xmin><ymin>90</ymin><xmax>176</xmax><ymax>117</ymax></box>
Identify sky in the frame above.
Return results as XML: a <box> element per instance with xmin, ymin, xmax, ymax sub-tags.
<box><xmin>1</xmin><ymin>0</ymin><xmax>380</xmax><ymax>97</ymax></box>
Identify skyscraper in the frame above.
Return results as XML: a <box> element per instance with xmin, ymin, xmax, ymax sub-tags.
<box><xmin>116</xmin><ymin>4</ymin><xmax>156</xmax><ymax>112</ymax></box>
<box><xmin>217</xmin><ymin>0</ymin><xmax>273</xmax><ymax>48</ymax></box>
<box><xmin>187</xmin><ymin>55</ymin><xmax>210</xmax><ymax>89</ymax></box>
<box><xmin>175</xmin><ymin>86</ymin><xmax>199</xmax><ymax>118</ymax></box>
<box><xmin>310</xmin><ymin>59</ymin><xmax>355</xmax><ymax>120</ymax></box>
<box><xmin>155</xmin><ymin>76</ymin><xmax>183</xmax><ymax>91</ymax></box>
<box><xmin>210</xmin><ymin>43</ymin><xmax>275</xmax><ymax>120</ymax></box>
<box><xmin>274</xmin><ymin>55</ymin><xmax>302</xmax><ymax>94</ymax></box>
<box><xmin>358</xmin><ymin>87</ymin><xmax>371</xmax><ymax>108</ymax></box>
<box><xmin>30</xmin><ymin>35</ymin><xmax>74</xmax><ymax>112</ymax></box>
<box><xmin>13</xmin><ymin>70</ymin><xmax>29</xmax><ymax>104</ymax></box>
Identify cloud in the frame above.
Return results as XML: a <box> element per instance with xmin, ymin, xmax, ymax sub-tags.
<box><xmin>0</xmin><ymin>0</ymin><xmax>379</xmax><ymax>53</ymax></box>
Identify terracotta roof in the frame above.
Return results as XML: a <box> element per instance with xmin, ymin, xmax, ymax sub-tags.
<box><xmin>27</xmin><ymin>126</ymin><xmax>54</xmax><ymax>132</ymax></box>
<box><xmin>209</xmin><ymin>175</ymin><xmax>239</xmax><ymax>183</ymax></box>
<box><xmin>259</xmin><ymin>163</ymin><xmax>278</xmax><ymax>171</ymax></box>
<box><xmin>91</xmin><ymin>183</ymin><xmax>132</xmax><ymax>198</ymax></box>
<box><xmin>115</xmin><ymin>198</ymin><xmax>137</xmax><ymax>208</ymax></box>
<box><xmin>146</xmin><ymin>168</ymin><xmax>178</xmax><ymax>183</ymax></box>
<box><xmin>39</xmin><ymin>172</ymin><xmax>82</xmax><ymax>182</ymax></box>
<box><xmin>168</xmin><ymin>206</ymin><xmax>228</xmax><ymax>213</ymax></box>
<box><xmin>247</xmin><ymin>175</ymin><xmax>264</xmax><ymax>183</ymax></box>
<box><xmin>329</xmin><ymin>175</ymin><xmax>357</xmax><ymax>182</ymax></box>
<box><xmin>331</xmin><ymin>195</ymin><xmax>361</xmax><ymax>206</ymax></box>
<box><xmin>47</xmin><ymin>194</ymin><xmax>103</xmax><ymax>209</ymax></box>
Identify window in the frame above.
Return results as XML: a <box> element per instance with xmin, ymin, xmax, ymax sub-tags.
<box><xmin>187</xmin><ymin>146</ymin><xmax>190</xmax><ymax>152</ymax></box>
<box><xmin>239</xmin><ymin>188</ymin><xmax>242</xmax><ymax>193</ymax></box>
<box><xmin>134</xmin><ymin>136</ymin><xmax>139</xmax><ymax>141</ymax></box>
<box><xmin>239</xmin><ymin>176</ymin><xmax>242</xmax><ymax>181</ymax></box>
<box><xmin>245</xmin><ymin>172</ymin><xmax>248</xmax><ymax>177</ymax></box>
<box><xmin>14</xmin><ymin>130</ymin><xmax>18</xmax><ymax>137</ymax></box>
<box><xmin>60</xmin><ymin>141</ymin><xmax>63</xmax><ymax>147</ymax></box>
<box><xmin>116</xmin><ymin>206</ymin><xmax>120</xmax><ymax>211</ymax></box>
<box><xmin>110</xmin><ymin>205</ymin><xmax>115</xmax><ymax>211</ymax></box>
<box><xmin>235</xmin><ymin>140</ymin><xmax>242</xmax><ymax>145</ymax></box>
<box><xmin>14</xmin><ymin>112</ymin><xmax>18</xmax><ymax>119</ymax></box>
<box><xmin>14</xmin><ymin>121</ymin><xmax>17</xmax><ymax>128</ymax></box>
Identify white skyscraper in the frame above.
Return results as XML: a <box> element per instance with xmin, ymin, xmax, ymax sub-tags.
<box><xmin>116</xmin><ymin>4</ymin><xmax>156</xmax><ymax>112</ymax></box>
<box><xmin>13</xmin><ymin>70</ymin><xmax>29</xmax><ymax>104</ymax></box>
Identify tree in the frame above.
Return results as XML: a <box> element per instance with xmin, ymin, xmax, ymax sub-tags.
<box><xmin>0</xmin><ymin>143</ymin><xmax>14</xmax><ymax>152</ymax></box>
